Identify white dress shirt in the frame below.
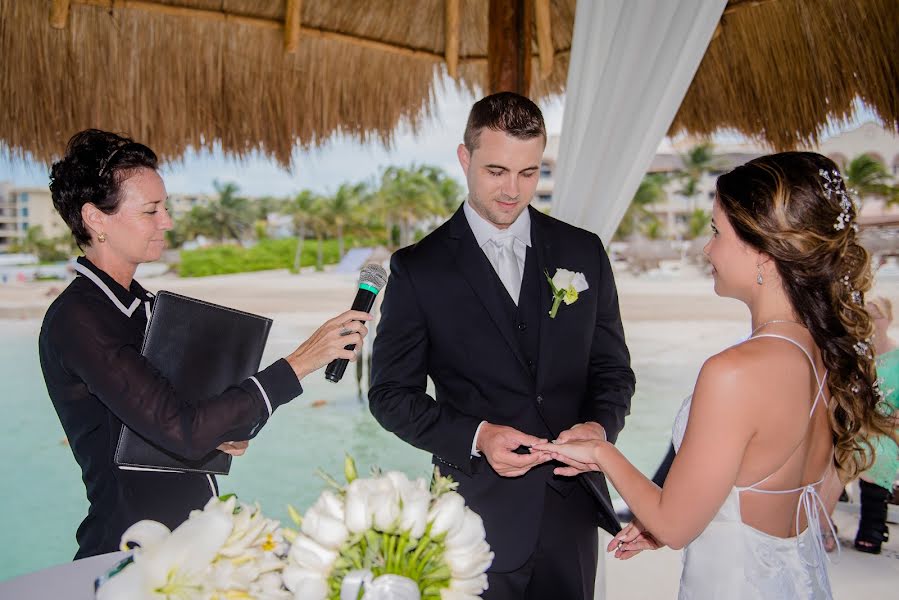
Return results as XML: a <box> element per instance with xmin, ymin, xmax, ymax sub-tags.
<box><xmin>462</xmin><ymin>201</ymin><xmax>532</xmax><ymax>456</ymax></box>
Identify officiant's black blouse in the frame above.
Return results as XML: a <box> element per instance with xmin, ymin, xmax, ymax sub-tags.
<box><xmin>39</xmin><ymin>256</ymin><xmax>303</xmax><ymax>559</ymax></box>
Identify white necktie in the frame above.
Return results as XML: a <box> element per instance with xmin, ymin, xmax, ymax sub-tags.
<box><xmin>490</xmin><ymin>236</ymin><xmax>521</xmax><ymax>305</ymax></box>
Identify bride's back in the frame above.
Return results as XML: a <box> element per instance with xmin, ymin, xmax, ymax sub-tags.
<box><xmin>724</xmin><ymin>329</ymin><xmax>834</xmax><ymax>538</ymax></box>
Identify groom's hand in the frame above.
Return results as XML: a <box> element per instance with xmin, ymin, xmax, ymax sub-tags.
<box><xmin>477</xmin><ymin>423</ymin><xmax>550</xmax><ymax>477</ymax></box>
<box><xmin>551</xmin><ymin>421</ymin><xmax>606</xmax><ymax>476</ymax></box>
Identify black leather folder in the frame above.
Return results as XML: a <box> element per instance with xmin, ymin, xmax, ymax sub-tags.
<box><xmin>114</xmin><ymin>291</ymin><xmax>273</xmax><ymax>475</ymax></box>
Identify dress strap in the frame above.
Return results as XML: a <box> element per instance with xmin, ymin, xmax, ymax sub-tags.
<box><xmin>734</xmin><ymin>334</ymin><xmax>829</xmax><ymax>492</ymax></box>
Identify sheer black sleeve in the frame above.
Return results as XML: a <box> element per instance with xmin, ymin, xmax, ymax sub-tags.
<box><xmin>44</xmin><ymin>299</ymin><xmax>303</xmax><ymax>460</ymax></box>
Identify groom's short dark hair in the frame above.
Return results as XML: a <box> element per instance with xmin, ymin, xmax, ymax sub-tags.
<box><xmin>463</xmin><ymin>92</ymin><xmax>546</xmax><ymax>153</ymax></box>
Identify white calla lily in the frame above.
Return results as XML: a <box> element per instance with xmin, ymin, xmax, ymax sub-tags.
<box><xmin>98</xmin><ymin>509</ymin><xmax>232</xmax><ymax>599</ymax></box>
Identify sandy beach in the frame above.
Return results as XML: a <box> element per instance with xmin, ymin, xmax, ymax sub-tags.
<box><xmin>1</xmin><ymin>262</ymin><xmax>897</xmax><ymax>596</ymax></box>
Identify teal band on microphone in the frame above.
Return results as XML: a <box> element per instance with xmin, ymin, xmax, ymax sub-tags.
<box><xmin>359</xmin><ymin>282</ymin><xmax>380</xmax><ymax>295</ymax></box>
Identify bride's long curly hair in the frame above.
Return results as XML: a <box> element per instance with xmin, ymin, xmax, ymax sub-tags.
<box><xmin>716</xmin><ymin>151</ymin><xmax>895</xmax><ymax>480</ymax></box>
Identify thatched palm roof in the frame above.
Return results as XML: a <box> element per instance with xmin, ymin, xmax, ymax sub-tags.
<box><xmin>670</xmin><ymin>0</ymin><xmax>899</xmax><ymax>150</ymax></box>
<box><xmin>0</xmin><ymin>0</ymin><xmax>896</xmax><ymax>168</ymax></box>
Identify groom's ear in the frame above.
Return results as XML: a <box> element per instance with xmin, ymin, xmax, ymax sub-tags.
<box><xmin>457</xmin><ymin>143</ymin><xmax>471</xmax><ymax>176</ymax></box>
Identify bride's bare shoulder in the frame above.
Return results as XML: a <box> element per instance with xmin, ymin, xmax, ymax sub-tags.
<box><xmin>696</xmin><ymin>338</ymin><xmax>812</xmax><ymax>402</ymax></box>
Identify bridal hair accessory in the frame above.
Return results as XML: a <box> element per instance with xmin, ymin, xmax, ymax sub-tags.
<box><xmin>819</xmin><ymin>169</ymin><xmax>858</xmax><ymax>233</ymax></box>
<box><xmin>840</xmin><ymin>273</ymin><xmax>863</xmax><ymax>305</ymax></box>
<box><xmin>853</xmin><ymin>339</ymin><xmax>872</xmax><ymax>358</ymax></box>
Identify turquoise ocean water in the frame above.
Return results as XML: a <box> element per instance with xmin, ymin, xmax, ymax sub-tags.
<box><xmin>0</xmin><ymin>317</ymin><xmax>710</xmax><ymax>582</ymax></box>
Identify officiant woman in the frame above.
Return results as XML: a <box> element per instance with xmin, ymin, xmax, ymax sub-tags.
<box><xmin>38</xmin><ymin>129</ymin><xmax>370</xmax><ymax>559</ymax></box>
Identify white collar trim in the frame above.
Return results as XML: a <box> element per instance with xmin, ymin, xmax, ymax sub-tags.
<box><xmin>72</xmin><ymin>261</ymin><xmax>141</xmax><ymax>318</ymax></box>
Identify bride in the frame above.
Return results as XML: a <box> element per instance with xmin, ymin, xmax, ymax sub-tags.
<box><xmin>535</xmin><ymin>152</ymin><xmax>895</xmax><ymax>599</ymax></box>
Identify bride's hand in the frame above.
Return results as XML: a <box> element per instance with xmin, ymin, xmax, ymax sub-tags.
<box><xmin>607</xmin><ymin>520</ymin><xmax>663</xmax><ymax>560</ymax></box>
<box><xmin>530</xmin><ymin>439</ymin><xmax>602</xmax><ymax>475</ymax></box>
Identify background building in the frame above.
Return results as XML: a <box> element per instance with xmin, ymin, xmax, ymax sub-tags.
<box><xmin>0</xmin><ymin>184</ymin><xmax>65</xmax><ymax>252</ymax></box>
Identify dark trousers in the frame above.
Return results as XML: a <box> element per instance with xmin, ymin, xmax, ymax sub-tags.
<box><xmin>484</xmin><ymin>483</ymin><xmax>599</xmax><ymax>600</ymax></box>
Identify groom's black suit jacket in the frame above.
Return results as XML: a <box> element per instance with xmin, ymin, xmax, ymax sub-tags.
<box><xmin>369</xmin><ymin>205</ymin><xmax>635</xmax><ymax>572</ymax></box>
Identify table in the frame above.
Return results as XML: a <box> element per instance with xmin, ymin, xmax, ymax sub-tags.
<box><xmin>0</xmin><ymin>551</ymin><xmax>127</xmax><ymax>600</ymax></box>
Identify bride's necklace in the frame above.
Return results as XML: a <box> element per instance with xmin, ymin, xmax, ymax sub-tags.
<box><xmin>751</xmin><ymin>319</ymin><xmax>805</xmax><ymax>336</ymax></box>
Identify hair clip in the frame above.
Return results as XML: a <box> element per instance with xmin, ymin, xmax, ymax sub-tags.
<box><xmin>820</xmin><ymin>169</ymin><xmax>859</xmax><ymax>232</ymax></box>
<box><xmin>98</xmin><ymin>147</ymin><xmax>123</xmax><ymax>177</ymax></box>
<box><xmin>853</xmin><ymin>340</ymin><xmax>872</xmax><ymax>358</ymax></box>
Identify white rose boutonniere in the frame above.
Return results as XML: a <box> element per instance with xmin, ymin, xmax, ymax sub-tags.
<box><xmin>545</xmin><ymin>268</ymin><xmax>589</xmax><ymax>318</ymax></box>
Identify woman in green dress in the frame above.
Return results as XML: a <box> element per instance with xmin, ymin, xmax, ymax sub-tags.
<box><xmin>856</xmin><ymin>296</ymin><xmax>899</xmax><ymax>554</ymax></box>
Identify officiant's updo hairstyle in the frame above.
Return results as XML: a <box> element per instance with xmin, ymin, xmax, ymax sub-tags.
<box><xmin>463</xmin><ymin>92</ymin><xmax>546</xmax><ymax>152</ymax></box>
<box><xmin>715</xmin><ymin>151</ymin><xmax>894</xmax><ymax>480</ymax></box>
<box><xmin>50</xmin><ymin>129</ymin><xmax>158</xmax><ymax>248</ymax></box>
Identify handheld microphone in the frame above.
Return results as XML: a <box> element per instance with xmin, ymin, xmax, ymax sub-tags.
<box><xmin>324</xmin><ymin>263</ymin><xmax>388</xmax><ymax>383</ymax></box>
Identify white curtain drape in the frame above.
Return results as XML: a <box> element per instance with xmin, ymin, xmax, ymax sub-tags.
<box><xmin>551</xmin><ymin>0</ymin><xmax>727</xmax><ymax>246</ymax></box>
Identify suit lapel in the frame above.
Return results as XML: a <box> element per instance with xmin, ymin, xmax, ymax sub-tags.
<box><xmin>531</xmin><ymin>208</ymin><xmax>559</xmax><ymax>391</ymax></box>
<box><xmin>446</xmin><ymin>207</ymin><xmax>531</xmax><ymax>374</ymax></box>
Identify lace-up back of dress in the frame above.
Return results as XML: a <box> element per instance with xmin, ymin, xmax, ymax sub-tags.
<box><xmin>672</xmin><ymin>333</ymin><xmax>835</xmax><ymax>539</ymax></box>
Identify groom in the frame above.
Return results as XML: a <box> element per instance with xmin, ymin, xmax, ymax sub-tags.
<box><xmin>369</xmin><ymin>92</ymin><xmax>635</xmax><ymax>599</ymax></box>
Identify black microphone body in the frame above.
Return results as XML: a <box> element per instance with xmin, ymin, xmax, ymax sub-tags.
<box><xmin>324</xmin><ymin>266</ymin><xmax>386</xmax><ymax>382</ymax></box>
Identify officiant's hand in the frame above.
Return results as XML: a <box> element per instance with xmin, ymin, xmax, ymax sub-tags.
<box><xmin>607</xmin><ymin>519</ymin><xmax>662</xmax><ymax>560</ymax></box>
<box><xmin>285</xmin><ymin>310</ymin><xmax>372</xmax><ymax>380</ymax></box>
<box><xmin>477</xmin><ymin>423</ymin><xmax>550</xmax><ymax>477</ymax></box>
<box><xmin>217</xmin><ymin>440</ymin><xmax>249</xmax><ymax>457</ymax></box>
<box><xmin>546</xmin><ymin>421</ymin><xmax>605</xmax><ymax>476</ymax></box>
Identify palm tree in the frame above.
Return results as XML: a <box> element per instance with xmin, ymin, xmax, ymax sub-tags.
<box><xmin>677</xmin><ymin>143</ymin><xmax>716</xmax><ymax>211</ymax></box>
<box><xmin>289</xmin><ymin>190</ymin><xmax>322</xmax><ymax>273</ymax></box>
<box><xmin>375</xmin><ymin>166</ymin><xmax>446</xmax><ymax>248</ymax></box>
<box><xmin>686</xmin><ymin>208</ymin><xmax>712</xmax><ymax>240</ymax></box>
<box><xmin>616</xmin><ymin>173</ymin><xmax>668</xmax><ymax>239</ymax></box>
<box><xmin>417</xmin><ymin>165</ymin><xmax>465</xmax><ymax>214</ymax></box>
<box><xmin>844</xmin><ymin>154</ymin><xmax>899</xmax><ymax>205</ymax></box>
<box><xmin>197</xmin><ymin>181</ymin><xmax>255</xmax><ymax>243</ymax></box>
<box><xmin>321</xmin><ymin>182</ymin><xmax>368</xmax><ymax>259</ymax></box>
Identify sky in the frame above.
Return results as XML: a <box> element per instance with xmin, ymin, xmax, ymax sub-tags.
<box><xmin>0</xmin><ymin>80</ymin><xmax>878</xmax><ymax>198</ymax></box>
<box><xmin>0</xmin><ymin>83</ymin><xmax>565</xmax><ymax>198</ymax></box>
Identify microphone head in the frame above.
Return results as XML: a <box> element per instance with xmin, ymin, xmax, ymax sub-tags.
<box><xmin>359</xmin><ymin>263</ymin><xmax>388</xmax><ymax>292</ymax></box>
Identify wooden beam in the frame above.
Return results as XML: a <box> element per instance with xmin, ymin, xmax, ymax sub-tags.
<box><xmin>50</xmin><ymin>0</ymin><xmax>72</xmax><ymax>29</ymax></box>
<box><xmin>488</xmin><ymin>0</ymin><xmax>532</xmax><ymax>95</ymax></box>
<box><xmin>445</xmin><ymin>0</ymin><xmax>460</xmax><ymax>79</ymax></box>
<box><xmin>71</xmin><ymin>0</ymin><xmax>555</xmax><ymax>65</ymax></box>
<box><xmin>284</xmin><ymin>0</ymin><xmax>303</xmax><ymax>53</ymax></box>
<box><xmin>534</xmin><ymin>0</ymin><xmax>553</xmax><ymax>79</ymax></box>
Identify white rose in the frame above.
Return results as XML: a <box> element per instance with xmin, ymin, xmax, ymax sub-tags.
<box><xmin>446</xmin><ymin>573</ymin><xmax>489</xmax><ymax>595</ymax></box>
<box><xmin>398</xmin><ymin>485</ymin><xmax>431</xmax><ymax>539</ymax></box>
<box><xmin>369</xmin><ymin>477</ymin><xmax>401</xmax><ymax>532</ymax></box>
<box><xmin>302</xmin><ymin>504</ymin><xmax>350</xmax><ymax>549</ymax></box>
<box><xmin>444</xmin><ymin>509</ymin><xmax>487</xmax><ymax>552</ymax></box>
<box><xmin>344</xmin><ymin>479</ymin><xmax>374</xmax><ymax>534</ymax></box>
<box><xmin>282</xmin><ymin>565</ymin><xmax>329</xmax><ymax>600</ymax></box>
<box><xmin>427</xmin><ymin>492</ymin><xmax>466</xmax><ymax>537</ymax></box>
<box><xmin>440</xmin><ymin>590</ymin><xmax>481</xmax><ymax>600</ymax></box>
<box><xmin>288</xmin><ymin>533</ymin><xmax>338</xmax><ymax>573</ymax></box>
<box><xmin>443</xmin><ymin>541</ymin><xmax>494</xmax><ymax>579</ymax></box>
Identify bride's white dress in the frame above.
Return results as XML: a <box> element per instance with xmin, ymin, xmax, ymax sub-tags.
<box><xmin>671</xmin><ymin>334</ymin><xmax>835</xmax><ymax>599</ymax></box>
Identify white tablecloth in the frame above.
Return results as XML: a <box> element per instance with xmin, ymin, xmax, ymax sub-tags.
<box><xmin>0</xmin><ymin>551</ymin><xmax>128</xmax><ymax>600</ymax></box>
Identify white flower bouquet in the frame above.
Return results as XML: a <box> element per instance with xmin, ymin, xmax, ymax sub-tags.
<box><xmin>95</xmin><ymin>495</ymin><xmax>290</xmax><ymax>600</ymax></box>
<box><xmin>282</xmin><ymin>456</ymin><xmax>493</xmax><ymax>600</ymax></box>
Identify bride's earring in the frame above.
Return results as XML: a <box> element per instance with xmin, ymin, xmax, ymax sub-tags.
<box><xmin>756</xmin><ymin>265</ymin><xmax>763</xmax><ymax>285</ymax></box>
